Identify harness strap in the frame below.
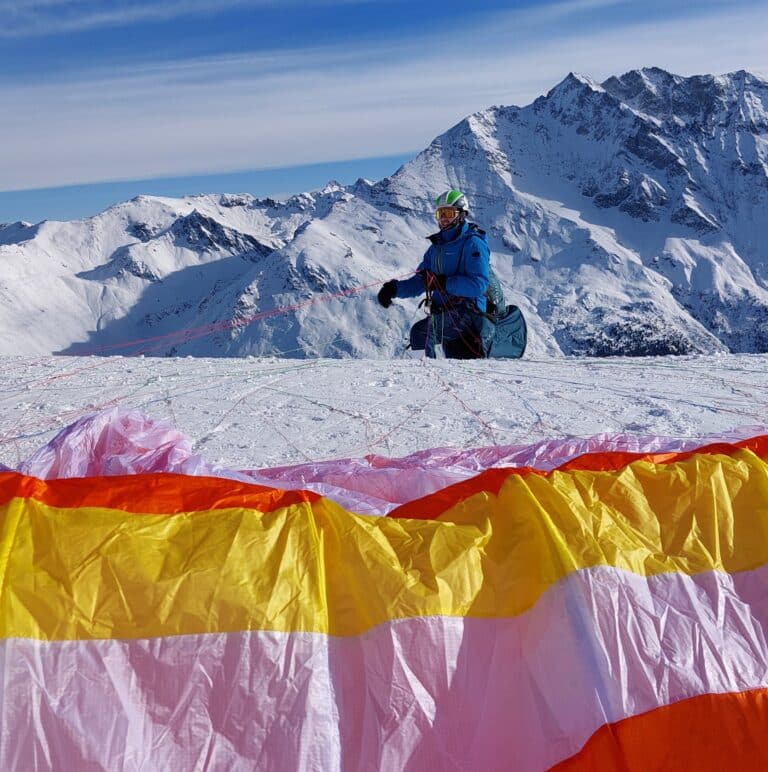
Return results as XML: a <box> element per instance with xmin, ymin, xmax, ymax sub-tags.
<box><xmin>430</xmin><ymin>298</ymin><xmax>471</xmax><ymax>315</ymax></box>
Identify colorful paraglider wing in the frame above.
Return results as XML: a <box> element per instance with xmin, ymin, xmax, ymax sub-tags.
<box><xmin>1</xmin><ymin>425</ymin><xmax>768</xmax><ymax>769</ymax></box>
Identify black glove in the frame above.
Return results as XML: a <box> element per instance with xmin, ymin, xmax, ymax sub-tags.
<box><xmin>377</xmin><ymin>280</ymin><xmax>397</xmax><ymax>308</ymax></box>
<box><xmin>421</xmin><ymin>271</ymin><xmax>447</xmax><ymax>291</ymax></box>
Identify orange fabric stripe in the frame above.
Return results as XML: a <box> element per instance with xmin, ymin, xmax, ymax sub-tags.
<box><xmin>553</xmin><ymin>688</ymin><xmax>768</xmax><ymax>771</ymax></box>
<box><xmin>0</xmin><ymin>471</ymin><xmax>320</xmax><ymax>515</ymax></box>
<box><xmin>389</xmin><ymin>435</ymin><xmax>768</xmax><ymax>520</ymax></box>
<box><xmin>1</xmin><ymin>435</ymin><xmax>766</xmax><ymax>518</ymax></box>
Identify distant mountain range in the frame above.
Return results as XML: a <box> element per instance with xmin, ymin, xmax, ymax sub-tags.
<box><xmin>1</xmin><ymin>67</ymin><xmax>766</xmax><ymax>358</ymax></box>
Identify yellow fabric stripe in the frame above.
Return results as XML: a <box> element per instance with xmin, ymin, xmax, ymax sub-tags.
<box><xmin>1</xmin><ymin>448</ymin><xmax>767</xmax><ymax>641</ymax></box>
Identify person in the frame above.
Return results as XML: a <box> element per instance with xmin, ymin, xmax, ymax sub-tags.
<box><xmin>377</xmin><ymin>189</ymin><xmax>495</xmax><ymax>358</ymax></box>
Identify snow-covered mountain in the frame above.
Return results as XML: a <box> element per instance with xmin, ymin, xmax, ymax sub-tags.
<box><xmin>1</xmin><ymin>67</ymin><xmax>767</xmax><ymax>358</ymax></box>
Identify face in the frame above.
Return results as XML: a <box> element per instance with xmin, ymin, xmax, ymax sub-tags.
<box><xmin>435</xmin><ymin>206</ymin><xmax>461</xmax><ymax>229</ymax></box>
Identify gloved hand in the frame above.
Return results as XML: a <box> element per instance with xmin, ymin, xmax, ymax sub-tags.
<box><xmin>421</xmin><ymin>271</ymin><xmax>447</xmax><ymax>291</ymax></box>
<box><xmin>377</xmin><ymin>280</ymin><xmax>397</xmax><ymax>308</ymax></box>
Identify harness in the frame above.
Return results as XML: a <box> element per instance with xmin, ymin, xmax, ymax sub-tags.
<box><xmin>422</xmin><ymin>290</ymin><xmax>472</xmax><ymax>316</ymax></box>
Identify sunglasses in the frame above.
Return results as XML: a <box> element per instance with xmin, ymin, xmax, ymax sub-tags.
<box><xmin>435</xmin><ymin>206</ymin><xmax>460</xmax><ymax>221</ymax></box>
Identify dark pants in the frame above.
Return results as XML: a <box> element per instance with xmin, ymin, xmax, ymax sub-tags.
<box><xmin>410</xmin><ymin>307</ymin><xmax>492</xmax><ymax>359</ymax></box>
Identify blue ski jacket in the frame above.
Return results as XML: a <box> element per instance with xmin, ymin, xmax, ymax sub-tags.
<box><xmin>395</xmin><ymin>221</ymin><xmax>490</xmax><ymax>312</ymax></box>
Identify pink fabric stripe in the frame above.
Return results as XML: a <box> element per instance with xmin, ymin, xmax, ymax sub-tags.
<box><xmin>11</xmin><ymin>407</ymin><xmax>766</xmax><ymax>515</ymax></box>
<box><xmin>3</xmin><ymin>565</ymin><xmax>768</xmax><ymax>771</ymax></box>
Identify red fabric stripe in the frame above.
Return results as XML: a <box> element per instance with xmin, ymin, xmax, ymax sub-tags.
<box><xmin>0</xmin><ymin>471</ymin><xmax>320</xmax><ymax>514</ymax></box>
<box><xmin>388</xmin><ymin>436</ymin><xmax>768</xmax><ymax>520</ymax></box>
<box><xmin>553</xmin><ymin>688</ymin><xmax>768</xmax><ymax>771</ymax></box>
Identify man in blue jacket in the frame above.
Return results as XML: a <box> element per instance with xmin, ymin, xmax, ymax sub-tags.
<box><xmin>377</xmin><ymin>189</ymin><xmax>493</xmax><ymax>358</ymax></box>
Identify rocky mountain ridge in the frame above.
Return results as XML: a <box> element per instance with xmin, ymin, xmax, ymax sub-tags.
<box><xmin>1</xmin><ymin>66</ymin><xmax>766</xmax><ymax>358</ymax></box>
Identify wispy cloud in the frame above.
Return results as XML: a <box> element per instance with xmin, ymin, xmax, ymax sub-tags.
<box><xmin>1</xmin><ymin>2</ymin><xmax>766</xmax><ymax>191</ymax></box>
<box><xmin>0</xmin><ymin>0</ymin><xmax>376</xmax><ymax>36</ymax></box>
<box><xmin>506</xmin><ymin>0</ymin><xmax>632</xmax><ymax>24</ymax></box>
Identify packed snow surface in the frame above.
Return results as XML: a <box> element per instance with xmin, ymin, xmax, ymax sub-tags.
<box><xmin>2</xmin><ymin>354</ymin><xmax>766</xmax><ymax>475</ymax></box>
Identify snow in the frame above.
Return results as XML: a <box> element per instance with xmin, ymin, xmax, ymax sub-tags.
<box><xmin>1</xmin><ymin>353</ymin><xmax>766</xmax><ymax>474</ymax></box>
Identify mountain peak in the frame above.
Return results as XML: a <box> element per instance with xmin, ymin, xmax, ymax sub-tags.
<box><xmin>546</xmin><ymin>71</ymin><xmax>604</xmax><ymax>99</ymax></box>
<box><xmin>602</xmin><ymin>67</ymin><xmax>768</xmax><ymax>126</ymax></box>
<box><xmin>719</xmin><ymin>68</ymin><xmax>767</xmax><ymax>85</ymax></box>
<box><xmin>535</xmin><ymin>71</ymin><xmax>617</xmax><ymax>118</ymax></box>
<box><xmin>0</xmin><ymin>220</ymin><xmax>38</xmax><ymax>246</ymax></box>
<box><xmin>602</xmin><ymin>67</ymin><xmax>678</xmax><ymax>101</ymax></box>
<box><xmin>319</xmin><ymin>181</ymin><xmax>345</xmax><ymax>195</ymax></box>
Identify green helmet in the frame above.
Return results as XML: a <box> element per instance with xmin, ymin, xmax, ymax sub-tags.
<box><xmin>434</xmin><ymin>189</ymin><xmax>469</xmax><ymax>213</ymax></box>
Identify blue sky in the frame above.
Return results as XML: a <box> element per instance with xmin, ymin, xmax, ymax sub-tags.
<box><xmin>1</xmin><ymin>0</ymin><xmax>766</xmax><ymax>223</ymax></box>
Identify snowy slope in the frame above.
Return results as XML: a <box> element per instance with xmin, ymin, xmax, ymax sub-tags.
<box><xmin>1</xmin><ymin>67</ymin><xmax>766</xmax><ymax>358</ymax></box>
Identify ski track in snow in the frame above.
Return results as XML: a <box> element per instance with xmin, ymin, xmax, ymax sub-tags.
<box><xmin>1</xmin><ymin>354</ymin><xmax>767</xmax><ymax>472</ymax></box>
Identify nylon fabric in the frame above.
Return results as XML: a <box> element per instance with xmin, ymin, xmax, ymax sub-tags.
<box><xmin>4</xmin><ymin>566</ymin><xmax>768</xmax><ymax>770</ymax></box>
<box><xmin>4</xmin><ymin>418</ymin><xmax>768</xmax><ymax>768</ymax></box>
<box><xmin>2</xmin><ymin>441</ymin><xmax>768</xmax><ymax>641</ymax></box>
<box><xmin>554</xmin><ymin>689</ymin><xmax>768</xmax><ymax>770</ymax></box>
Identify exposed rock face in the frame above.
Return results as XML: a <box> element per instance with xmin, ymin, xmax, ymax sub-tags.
<box><xmin>170</xmin><ymin>211</ymin><xmax>273</xmax><ymax>257</ymax></box>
